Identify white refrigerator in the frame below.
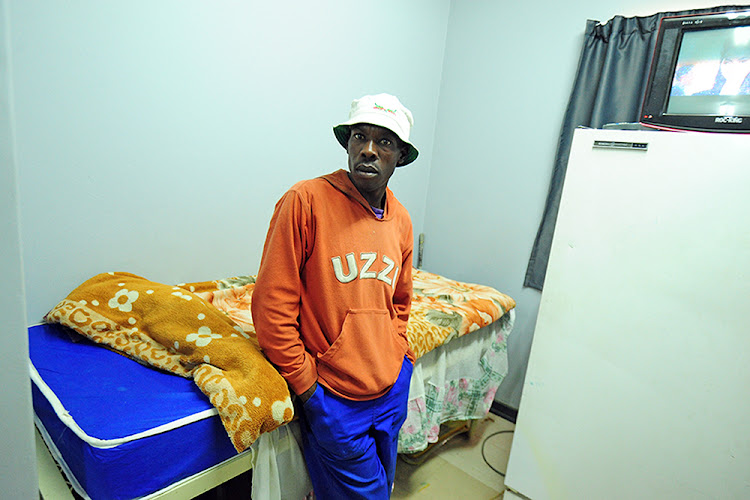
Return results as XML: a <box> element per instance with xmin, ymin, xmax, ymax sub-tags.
<box><xmin>504</xmin><ymin>128</ymin><xmax>750</xmax><ymax>499</ymax></box>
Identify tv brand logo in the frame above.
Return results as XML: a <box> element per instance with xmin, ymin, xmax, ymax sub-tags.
<box><xmin>715</xmin><ymin>116</ymin><xmax>743</xmax><ymax>124</ymax></box>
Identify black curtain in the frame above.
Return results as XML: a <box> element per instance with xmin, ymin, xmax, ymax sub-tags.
<box><xmin>524</xmin><ymin>5</ymin><xmax>750</xmax><ymax>291</ymax></box>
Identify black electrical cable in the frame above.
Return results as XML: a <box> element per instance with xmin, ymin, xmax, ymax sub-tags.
<box><xmin>481</xmin><ymin>430</ymin><xmax>514</xmax><ymax>476</ymax></box>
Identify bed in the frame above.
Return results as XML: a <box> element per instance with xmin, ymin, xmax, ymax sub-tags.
<box><xmin>31</xmin><ymin>268</ymin><xmax>515</xmax><ymax>499</ymax></box>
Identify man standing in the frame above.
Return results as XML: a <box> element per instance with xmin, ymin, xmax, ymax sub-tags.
<box><xmin>251</xmin><ymin>93</ymin><xmax>418</xmax><ymax>498</ymax></box>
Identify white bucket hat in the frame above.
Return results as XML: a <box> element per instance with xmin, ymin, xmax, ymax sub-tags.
<box><xmin>333</xmin><ymin>93</ymin><xmax>419</xmax><ymax>166</ymax></box>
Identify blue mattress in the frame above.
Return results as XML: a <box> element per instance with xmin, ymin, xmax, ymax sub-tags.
<box><xmin>29</xmin><ymin>322</ymin><xmax>244</xmax><ymax>499</ymax></box>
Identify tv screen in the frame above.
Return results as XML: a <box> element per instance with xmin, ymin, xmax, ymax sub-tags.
<box><xmin>641</xmin><ymin>11</ymin><xmax>750</xmax><ymax>133</ymax></box>
<box><xmin>668</xmin><ymin>26</ymin><xmax>750</xmax><ymax>115</ymax></box>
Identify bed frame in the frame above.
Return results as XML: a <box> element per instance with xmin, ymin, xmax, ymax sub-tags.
<box><xmin>32</xmin><ymin>269</ymin><xmax>515</xmax><ymax>499</ymax></box>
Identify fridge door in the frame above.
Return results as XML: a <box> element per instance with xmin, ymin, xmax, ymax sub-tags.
<box><xmin>505</xmin><ymin>128</ymin><xmax>750</xmax><ymax>500</ymax></box>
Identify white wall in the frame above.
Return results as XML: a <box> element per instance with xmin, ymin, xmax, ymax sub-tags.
<box><xmin>0</xmin><ymin>0</ymin><xmax>38</xmax><ymax>496</ymax></box>
<box><xmin>10</xmin><ymin>0</ymin><xmax>450</xmax><ymax>323</ymax></box>
<box><xmin>426</xmin><ymin>0</ymin><xmax>729</xmax><ymax>407</ymax></box>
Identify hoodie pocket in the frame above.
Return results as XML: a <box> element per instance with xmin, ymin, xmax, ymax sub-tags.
<box><xmin>316</xmin><ymin>309</ymin><xmax>405</xmax><ymax>398</ymax></box>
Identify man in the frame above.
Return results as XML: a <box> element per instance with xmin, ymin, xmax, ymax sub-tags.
<box><xmin>251</xmin><ymin>93</ymin><xmax>418</xmax><ymax>498</ymax></box>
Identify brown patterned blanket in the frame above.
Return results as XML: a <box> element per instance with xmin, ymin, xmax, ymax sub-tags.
<box><xmin>44</xmin><ymin>272</ymin><xmax>293</xmax><ymax>453</ymax></box>
<box><xmin>44</xmin><ymin>269</ymin><xmax>515</xmax><ymax>452</ymax></box>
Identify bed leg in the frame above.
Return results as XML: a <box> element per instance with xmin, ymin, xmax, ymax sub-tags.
<box><xmin>36</xmin><ymin>429</ymin><xmax>75</xmax><ymax>500</ymax></box>
<box><xmin>399</xmin><ymin>420</ymin><xmax>472</xmax><ymax>466</ymax></box>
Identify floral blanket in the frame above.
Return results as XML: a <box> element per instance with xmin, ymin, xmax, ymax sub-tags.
<box><xmin>186</xmin><ymin>269</ymin><xmax>516</xmax><ymax>359</ymax></box>
<box><xmin>408</xmin><ymin>269</ymin><xmax>515</xmax><ymax>357</ymax></box>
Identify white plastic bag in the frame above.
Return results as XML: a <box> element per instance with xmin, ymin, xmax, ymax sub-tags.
<box><xmin>251</xmin><ymin>421</ymin><xmax>313</xmax><ymax>500</ymax></box>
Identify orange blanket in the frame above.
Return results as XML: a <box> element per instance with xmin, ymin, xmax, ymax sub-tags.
<box><xmin>44</xmin><ymin>272</ymin><xmax>293</xmax><ymax>453</ymax></box>
<box><xmin>185</xmin><ymin>269</ymin><xmax>516</xmax><ymax>359</ymax></box>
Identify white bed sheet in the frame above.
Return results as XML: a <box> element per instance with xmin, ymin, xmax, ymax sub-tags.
<box><xmin>399</xmin><ymin>309</ymin><xmax>513</xmax><ymax>453</ymax></box>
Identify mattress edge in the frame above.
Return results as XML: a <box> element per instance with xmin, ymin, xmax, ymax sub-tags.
<box><xmin>34</xmin><ymin>414</ymin><xmax>92</xmax><ymax>500</ymax></box>
<box><xmin>29</xmin><ymin>360</ymin><xmax>219</xmax><ymax>448</ymax></box>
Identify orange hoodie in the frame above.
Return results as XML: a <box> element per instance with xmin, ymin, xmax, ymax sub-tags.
<box><xmin>251</xmin><ymin>169</ymin><xmax>415</xmax><ymax>401</ymax></box>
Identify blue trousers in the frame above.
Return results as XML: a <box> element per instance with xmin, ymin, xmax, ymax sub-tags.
<box><xmin>300</xmin><ymin>356</ymin><xmax>413</xmax><ymax>499</ymax></box>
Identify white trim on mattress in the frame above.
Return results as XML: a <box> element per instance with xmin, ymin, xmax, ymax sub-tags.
<box><xmin>35</xmin><ymin>414</ymin><xmax>91</xmax><ymax>500</ymax></box>
<box><xmin>35</xmin><ymin>413</ymin><xmax>254</xmax><ymax>500</ymax></box>
<box><xmin>29</xmin><ymin>361</ymin><xmax>219</xmax><ymax>449</ymax></box>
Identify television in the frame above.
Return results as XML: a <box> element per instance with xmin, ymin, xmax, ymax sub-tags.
<box><xmin>640</xmin><ymin>10</ymin><xmax>750</xmax><ymax>133</ymax></box>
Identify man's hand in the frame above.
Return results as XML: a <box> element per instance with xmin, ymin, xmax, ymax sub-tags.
<box><xmin>298</xmin><ymin>382</ymin><xmax>318</xmax><ymax>404</ymax></box>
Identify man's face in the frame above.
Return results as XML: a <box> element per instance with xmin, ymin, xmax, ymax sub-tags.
<box><xmin>346</xmin><ymin>123</ymin><xmax>406</xmax><ymax>207</ymax></box>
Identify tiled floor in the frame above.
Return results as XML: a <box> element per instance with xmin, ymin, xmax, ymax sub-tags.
<box><xmin>393</xmin><ymin>413</ymin><xmax>515</xmax><ymax>499</ymax></box>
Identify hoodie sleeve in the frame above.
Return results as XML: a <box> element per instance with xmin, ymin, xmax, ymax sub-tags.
<box><xmin>251</xmin><ymin>189</ymin><xmax>318</xmax><ymax>396</ymax></box>
<box><xmin>394</xmin><ymin>218</ymin><xmax>415</xmax><ymax>363</ymax></box>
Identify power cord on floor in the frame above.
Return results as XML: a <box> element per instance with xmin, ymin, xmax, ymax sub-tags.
<box><xmin>481</xmin><ymin>430</ymin><xmax>514</xmax><ymax>476</ymax></box>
